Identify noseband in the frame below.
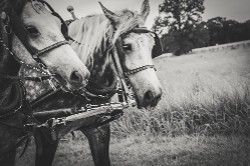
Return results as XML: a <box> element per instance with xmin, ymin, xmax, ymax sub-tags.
<box><xmin>123</xmin><ymin>65</ymin><xmax>155</xmax><ymax>76</ymax></box>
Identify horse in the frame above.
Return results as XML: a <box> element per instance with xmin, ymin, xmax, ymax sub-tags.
<box><xmin>20</xmin><ymin>0</ymin><xmax>163</xmax><ymax>165</ymax></box>
<box><xmin>0</xmin><ymin>0</ymin><xmax>90</xmax><ymax>165</ymax></box>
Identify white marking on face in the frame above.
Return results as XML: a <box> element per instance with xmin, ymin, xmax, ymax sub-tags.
<box><xmin>122</xmin><ymin>32</ymin><xmax>155</xmax><ymax>70</ymax></box>
<box><xmin>120</xmin><ymin>32</ymin><xmax>162</xmax><ymax>108</ymax></box>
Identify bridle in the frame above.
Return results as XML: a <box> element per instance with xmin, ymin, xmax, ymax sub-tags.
<box><xmin>0</xmin><ymin>0</ymin><xmax>74</xmax><ymax>86</ymax></box>
<box><xmin>117</xmin><ymin>27</ymin><xmax>162</xmax><ymax>77</ymax></box>
<box><xmin>106</xmin><ymin>27</ymin><xmax>163</xmax><ymax>104</ymax></box>
<box><xmin>9</xmin><ymin>0</ymin><xmax>70</xmax><ymax>70</ymax></box>
<box><xmin>74</xmin><ymin>27</ymin><xmax>163</xmax><ymax>102</ymax></box>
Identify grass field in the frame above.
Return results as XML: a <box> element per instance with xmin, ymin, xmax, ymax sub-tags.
<box><xmin>16</xmin><ymin>47</ymin><xmax>250</xmax><ymax>166</ymax></box>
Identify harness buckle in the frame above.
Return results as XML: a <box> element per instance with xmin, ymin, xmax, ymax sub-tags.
<box><xmin>4</xmin><ymin>25</ymin><xmax>12</xmax><ymax>34</ymax></box>
<box><xmin>48</xmin><ymin>79</ymin><xmax>57</xmax><ymax>91</ymax></box>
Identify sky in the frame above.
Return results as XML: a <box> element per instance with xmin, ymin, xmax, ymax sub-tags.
<box><xmin>48</xmin><ymin>0</ymin><xmax>250</xmax><ymax>28</ymax></box>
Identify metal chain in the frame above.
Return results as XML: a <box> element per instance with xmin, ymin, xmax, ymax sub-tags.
<box><xmin>0</xmin><ymin>36</ymin><xmax>59</xmax><ymax>92</ymax></box>
<box><xmin>0</xmin><ymin>37</ymin><xmax>52</xmax><ymax>75</ymax></box>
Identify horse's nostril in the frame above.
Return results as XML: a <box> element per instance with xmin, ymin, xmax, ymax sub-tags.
<box><xmin>144</xmin><ymin>90</ymin><xmax>162</xmax><ymax>107</ymax></box>
<box><xmin>70</xmin><ymin>71</ymin><xmax>83</xmax><ymax>83</ymax></box>
<box><xmin>144</xmin><ymin>90</ymin><xmax>154</xmax><ymax>102</ymax></box>
<box><xmin>154</xmin><ymin>93</ymin><xmax>161</xmax><ymax>103</ymax></box>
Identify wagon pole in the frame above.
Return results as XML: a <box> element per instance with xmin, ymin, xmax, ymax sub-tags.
<box><xmin>33</xmin><ymin>100</ymin><xmax>136</xmax><ymax>140</ymax></box>
<box><xmin>33</xmin><ymin>102</ymin><xmax>131</xmax><ymax>122</ymax></box>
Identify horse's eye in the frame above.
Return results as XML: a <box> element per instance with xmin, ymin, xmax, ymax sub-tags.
<box><xmin>122</xmin><ymin>44</ymin><xmax>132</xmax><ymax>51</ymax></box>
<box><xmin>26</xmin><ymin>26</ymin><xmax>40</xmax><ymax>36</ymax></box>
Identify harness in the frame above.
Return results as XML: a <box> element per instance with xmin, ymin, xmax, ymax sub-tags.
<box><xmin>28</xmin><ymin>26</ymin><xmax>163</xmax><ymax>141</ymax></box>
<box><xmin>0</xmin><ymin>0</ymin><xmax>75</xmax><ymax>158</ymax></box>
<box><xmin>0</xmin><ymin>0</ymin><xmax>73</xmax><ymax>87</ymax></box>
<box><xmin>0</xmin><ymin>2</ymin><xmax>163</xmax><ymax>157</ymax></box>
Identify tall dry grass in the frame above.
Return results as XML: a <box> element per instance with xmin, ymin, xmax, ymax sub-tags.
<box><xmin>111</xmin><ymin>53</ymin><xmax>250</xmax><ymax>138</ymax></box>
<box><xmin>16</xmin><ymin>48</ymin><xmax>250</xmax><ymax>166</ymax></box>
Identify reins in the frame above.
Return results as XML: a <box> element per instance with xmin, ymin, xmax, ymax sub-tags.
<box><xmin>0</xmin><ymin>10</ymin><xmax>161</xmax><ymax>158</ymax></box>
<box><xmin>27</xmin><ymin>25</ymin><xmax>161</xmax><ymax>141</ymax></box>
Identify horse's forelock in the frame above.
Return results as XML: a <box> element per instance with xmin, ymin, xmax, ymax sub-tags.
<box><xmin>71</xmin><ymin>14</ymin><xmax>114</xmax><ymax>65</ymax></box>
<box><xmin>112</xmin><ymin>9</ymin><xmax>145</xmax><ymax>44</ymax></box>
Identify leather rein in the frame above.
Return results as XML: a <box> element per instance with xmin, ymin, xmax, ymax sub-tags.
<box><xmin>0</xmin><ymin>19</ymin><xmax>159</xmax><ymax>158</ymax></box>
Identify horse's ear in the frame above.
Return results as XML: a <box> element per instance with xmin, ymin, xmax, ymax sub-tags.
<box><xmin>140</xmin><ymin>0</ymin><xmax>150</xmax><ymax>21</ymax></box>
<box><xmin>99</xmin><ymin>2</ymin><xmax>119</xmax><ymax>24</ymax></box>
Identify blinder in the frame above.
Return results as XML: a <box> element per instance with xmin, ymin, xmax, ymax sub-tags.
<box><xmin>125</xmin><ymin>27</ymin><xmax>163</xmax><ymax>58</ymax></box>
<box><xmin>152</xmin><ymin>32</ymin><xmax>163</xmax><ymax>58</ymax></box>
<box><xmin>114</xmin><ymin>27</ymin><xmax>162</xmax><ymax>78</ymax></box>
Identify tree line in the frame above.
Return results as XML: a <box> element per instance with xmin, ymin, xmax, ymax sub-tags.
<box><xmin>152</xmin><ymin>0</ymin><xmax>250</xmax><ymax>56</ymax></box>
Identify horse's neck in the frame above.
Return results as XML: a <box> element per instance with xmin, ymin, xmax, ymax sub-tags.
<box><xmin>88</xmin><ymin>30</ymin><xmax>114</xmax><ymax>86</ymax></box>
<box><xmin>68</xmin><ymin>15</ymin><xmax>115</xmax><ymax>87</ymax></box>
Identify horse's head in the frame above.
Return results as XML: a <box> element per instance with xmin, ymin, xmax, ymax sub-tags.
<box><xmin>7</xmin><ymin>0</ymin><xmax>90</xmax><ymax>91</ymax></box>
<box><xmin>100</xmin><ymin>0</ymin><xmax>162</xmax><ymax>109</ymax></box>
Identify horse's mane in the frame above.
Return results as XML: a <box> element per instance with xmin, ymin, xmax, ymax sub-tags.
<box><xmin>69</xmin><ymin>9</ymin><xmax>144</xmax><ymax>67</ymax></box>
<box><xmin>0</xmin><ymin>0</ymin><xmax>27</xmax><ymax>14</ymax></box>
<box><xmin>69</xmin><ymin>14</ymin><xmax>112</xmax><ymax>65</ymax></box>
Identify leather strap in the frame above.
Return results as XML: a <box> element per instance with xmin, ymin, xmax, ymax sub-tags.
<box><xmin>124</xmin><ymin>65</ymin><xmax>155</xmax><ymax>76</ymax></box>
<box><xmin>0</xmin><ymin>73</ymin><xmax>57</xmax><ymax>82</ymax></box>
<box><xmin>32</xmin><ymin>40</ymin><xmax>69</xmax><ymax>59</ymax></box>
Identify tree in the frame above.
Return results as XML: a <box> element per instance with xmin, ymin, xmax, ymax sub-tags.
<box><xmin>152</xmin><ymin>0</ymin><xmax>209</xmax><ymax>55</ymax></box>
<box><xmin>206</xmin><ymin>17</ymin><xmax>250</xmax><ymax>45</ymax></box>
<box><xmin>206</xmin><ymin>17</ymin><xmax>226</xmax><ymax>45</ymax></box>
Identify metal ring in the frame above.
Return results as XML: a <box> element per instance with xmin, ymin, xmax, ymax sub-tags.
<box><xmin>4</xmin><ymin>25</ymin><xmax>12</xmax><ymax>35</ymax></box>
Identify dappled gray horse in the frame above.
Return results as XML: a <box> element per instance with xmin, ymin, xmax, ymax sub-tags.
<box><xmin>0</xmin><ymin>0</ymin><xmax>89</xmax><ymax>165</ymax></box>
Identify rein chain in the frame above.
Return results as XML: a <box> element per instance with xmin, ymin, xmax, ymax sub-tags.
<box><xmin>0</xmin><ymin>37</ymin><xmax>57</xmax><ymax>82</ymax></box>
